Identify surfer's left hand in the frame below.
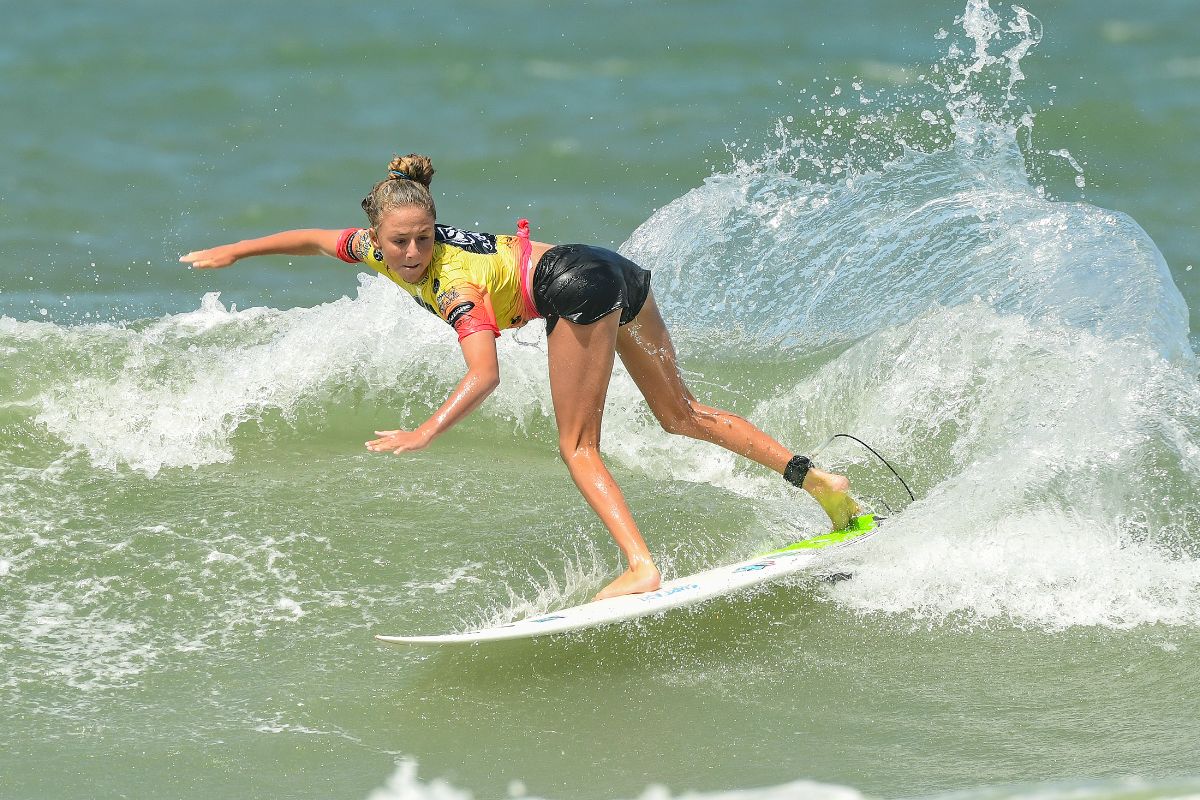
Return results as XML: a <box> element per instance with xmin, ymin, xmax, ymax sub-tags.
<box><xmin>366</xmin><ymin>429</ymin><xmax>431</xmax><ymax>453</ymax></box>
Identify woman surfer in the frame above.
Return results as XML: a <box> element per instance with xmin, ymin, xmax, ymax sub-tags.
<box><xmin>180</xmin><ymin>154</ymin><xmax>859</xmax><ymax>600</ymax></box>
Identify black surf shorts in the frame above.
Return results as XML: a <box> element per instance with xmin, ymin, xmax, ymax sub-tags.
<box><xmin>532</xmin><ymin>244</ymin><xmax>652</xmax><ymax>335</ymax></box>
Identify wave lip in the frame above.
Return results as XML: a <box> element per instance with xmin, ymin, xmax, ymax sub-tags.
<box><xmin>626</xmin><ymin>125</ymin><xmax>1189</xmax><ymax>362</ymax></box>
<box><xmin>623</xmin><ymin>0</ymin><xmax>1189</xmax><ymax>362</ymax></box>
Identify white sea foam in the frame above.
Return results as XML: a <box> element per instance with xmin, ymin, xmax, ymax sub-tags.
<box><xmin>472</xmin><ymin>542</ymin><xmax>613</xmax><ymax>630</ymax></box>
<box><xmin>366</xmin><ymin>761</ymin><xmax>867</xmax><ymax>800</ymax></box>
<box><xmin>31</xmin><ymin>282</ymin><xmax>445</xmax><ymax>475</ymax></box>
<box><xmin>23</xmin><ymin>277</ymin><xmax>559</xmax><ymax>477</ymax></box>
<box><xmin>757</xmin><ymin>305</ymin><xmax>1200</xmax><ymax>629</ymax></box>
<box><xmin>626</xmin><ymin>127</ymin><xmax>1189</xmax><ymax>360</ymax></box>
<box><xmin>365</xmin><ymin>761</ymin><xmax>1200</xmax><ymax>800</ymax></box>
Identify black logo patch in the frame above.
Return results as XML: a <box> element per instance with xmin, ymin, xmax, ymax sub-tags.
<box><xmin>435</xmin><ymin>224</ymin><xmax>497</xmax><ymax>254</ymax></box>
<box><xmin>446</xmin><ymin>302</ymin><xmax>476</xmax><ymax>327</ymax></box>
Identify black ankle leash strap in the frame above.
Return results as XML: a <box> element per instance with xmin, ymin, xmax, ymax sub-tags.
<box><xmin>783</xmin><ymin>454</ymin><xmax>812</xmax><ymax>488</ymax></box>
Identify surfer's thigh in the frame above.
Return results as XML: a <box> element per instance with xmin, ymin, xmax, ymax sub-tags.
<box><xmin>546</xmin><ymin>314</ymin><xmax>621</xmax><ymax>450</ymax></box>
<box><xmin>616</xmin><ymin>293</ymin><xmax>703</xmax><ymax>432</ymax></box>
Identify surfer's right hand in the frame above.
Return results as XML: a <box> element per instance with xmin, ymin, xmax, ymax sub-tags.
<box><xmin>180</xmin><ymin>244</ymin><xmax>240</xmax><ymax>269</ymax></box>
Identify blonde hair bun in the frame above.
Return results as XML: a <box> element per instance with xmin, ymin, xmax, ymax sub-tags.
<box><xmin>386</xmin><ymin>154</ymin><xmax>435</xmax><ymax>187</ymax></box>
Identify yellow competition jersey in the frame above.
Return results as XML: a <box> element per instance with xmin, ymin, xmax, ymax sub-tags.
<box><xmin>336</xmin><ymin>224</ymin><xmax>534</xmax><ymax>341</ymax></box>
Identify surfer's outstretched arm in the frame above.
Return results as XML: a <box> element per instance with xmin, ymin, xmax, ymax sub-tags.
<box><xmin>179</xmin><ymin>229</ymin><xmax>346</xmax><ymax>269</ymax></box>
<box><xmin>367</xmin><ymin>330</ymin><xmax>500</xmax><ymax>454</ymax></box>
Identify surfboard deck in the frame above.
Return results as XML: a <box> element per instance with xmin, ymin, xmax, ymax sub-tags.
<box><xmin>375</xmin><ymin>514</ymin><xmax>880</xmax><ymax>645</ymax></box>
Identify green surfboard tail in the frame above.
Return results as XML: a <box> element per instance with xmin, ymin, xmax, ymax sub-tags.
<box><xmin>765</xmin><ymin>513</ymin><xmax>878</xmax><ymax>556</ymax></box>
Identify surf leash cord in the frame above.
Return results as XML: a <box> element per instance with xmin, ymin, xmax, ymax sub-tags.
<box><xmin>824</xmin><ymin>433</ymin><xmax>916</xmax><ymax>504</ymax></box>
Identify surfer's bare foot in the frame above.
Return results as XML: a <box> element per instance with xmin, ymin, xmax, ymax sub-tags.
<box><xmin>594</xmin><ymin>562</ymin><xmax>661</xmax><ymax>601</ymax></box>
<box><xmin>803</xmin><ymin>467</ymin><xmax>861</xmax><ymax>530</ymax></box>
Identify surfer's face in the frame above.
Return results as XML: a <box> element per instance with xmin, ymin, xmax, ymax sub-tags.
<box><xmin>373</xmin><ymin>206</ymin><xmax>436</xmax><ymax>283</ymax></box>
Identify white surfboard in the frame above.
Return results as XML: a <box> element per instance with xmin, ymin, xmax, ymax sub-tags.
<box><xmin>375</xmin><ymin>515</ymin><xmax>880</xmax><ymax>645</ymax></box>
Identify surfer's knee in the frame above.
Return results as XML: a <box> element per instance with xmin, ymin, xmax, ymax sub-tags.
<box><xmin>655</xmin><ymin>398</ymin><xmax>704</xmax><ymax>438</ymax></box>
<box><xmin>557</xmin><ymin>439</ymin><xmax>598</xmax><ymax>467</ymax></box>
<box><xmin>656</xmin><ymin>411</ymin><xmax>692</xmax><ymax>437</ymax></box>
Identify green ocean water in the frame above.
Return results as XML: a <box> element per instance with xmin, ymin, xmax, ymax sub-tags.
<box><xmin>2</xmin><ymin>2</ymin><xmax>1199</xmax><ymax>799</ymax></box>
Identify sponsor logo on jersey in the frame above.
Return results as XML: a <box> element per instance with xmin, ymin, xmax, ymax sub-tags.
<box><xmin>447</xmin><ymin>302</ymin><xmax>476</xmax><ymax>327</ymax></box>
<box><xmin>436</xmin><ymin>288</ymin><xmax>461</xmax><ymax>314</ymax></box>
